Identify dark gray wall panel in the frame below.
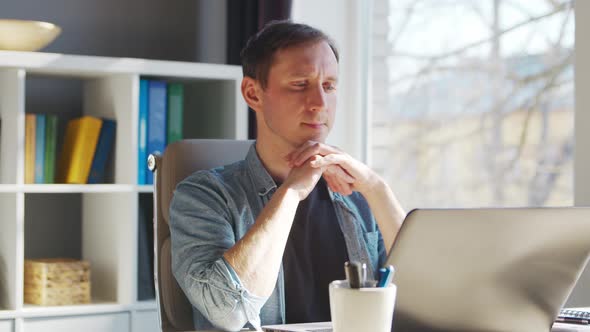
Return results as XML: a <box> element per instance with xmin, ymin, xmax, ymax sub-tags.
<box><xmin>1</xmin><ymin>0</ymin><xmax>227</xmax><ymax>63</ymax></box>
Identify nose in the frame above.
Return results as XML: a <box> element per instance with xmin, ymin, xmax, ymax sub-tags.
<box><xmin>307</xmin><ymin>84</ymin><xmax>328</xmax><ymax>112</ymax></box>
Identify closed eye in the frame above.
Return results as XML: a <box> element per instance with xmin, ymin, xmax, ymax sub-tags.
<box><xmin>324</xmin><ymin>82</ymin><xmax>337</xmax><ymax>91</ymax></box>
<box><xmin>291</xmin><ymin>81</ymin><xmax>307</xmax><ymax>87</ymax></box>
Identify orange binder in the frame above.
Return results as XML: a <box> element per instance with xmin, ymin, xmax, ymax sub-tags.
<box><xmin>25</xmin><ymin>114</ymin><xmax>36</xmax><ymax>184</ymax></box>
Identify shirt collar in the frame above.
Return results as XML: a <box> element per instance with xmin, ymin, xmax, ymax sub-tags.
<box><xmin>246</xmin><ymin>142</ymin><xmax>278</xmax><ymax>196</ymax></box>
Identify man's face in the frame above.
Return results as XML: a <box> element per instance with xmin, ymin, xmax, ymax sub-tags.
<box><xmin>256</xmin><ymin>40</ymin><xmax>338</xmax><ymax>147</ymax></box>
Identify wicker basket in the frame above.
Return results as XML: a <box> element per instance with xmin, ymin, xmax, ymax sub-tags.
<box><xmin>24</xmin><ymin>258</ymin><xmax>91</xmax><ymax>306</ymax></box>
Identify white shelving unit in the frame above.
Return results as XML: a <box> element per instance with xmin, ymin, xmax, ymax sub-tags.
<box><xmin>0</xmin><ymin>50</ymin><xmax>247</xmax><ymax>332</ymax></box>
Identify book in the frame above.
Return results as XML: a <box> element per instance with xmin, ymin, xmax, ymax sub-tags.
<box><xmin>57</xmin><ymin>116</ymin><xmax>103</xmax><ymax>184</ymax></box>
<box><xmin>88</xmin><ymin>119</ymin><xmax>116</xmax><ymax>184</ymax></box>
<box><xmin>146</xmin><ymin>80</ymin><xmax>167</xmax><ymax>185</ymax></box>
<box><xmin>138</xmin><ymin>79</ymin><xmax>149</xmax><ymax>185</ymax></box>
<box><xmin>34</xmin><ymin>114</ymin><xmax>46</xmax><ymax>184</ymax></box>
<box><xmin>25</xmin><ymin>114</ymin><xmax>36</xmax><ymax>184</ymax></box>
<box><xmin>44</xmin><ymin>115</ymin><xmax>58</xmax><ymax>184</ymax></box>
<box><xmin>167</xmin><ymin>83</ymin><xmax>184</xmax><ymax>145</ymax></box>
<box><xmin>137</xmin><ymin>194</ymin><xmax>155</xmax><ymax>300</ymax></box>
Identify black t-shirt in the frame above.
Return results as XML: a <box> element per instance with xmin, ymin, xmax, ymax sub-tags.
<box><xmin>282</xmin><ymin>178</ymin><xmax>349</xmax><ymax>323</ymax></box>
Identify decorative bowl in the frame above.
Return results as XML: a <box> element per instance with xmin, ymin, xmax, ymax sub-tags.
<box><xmin>0</xmin><ymin>19</ymin><xmax>61</xmax><ymax>51</ymax></box>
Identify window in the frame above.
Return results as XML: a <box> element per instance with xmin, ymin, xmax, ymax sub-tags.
<box><xmin>370</xmin><ymin>0</ymin><xmax>574</xmax><ymax>210</ymax></box>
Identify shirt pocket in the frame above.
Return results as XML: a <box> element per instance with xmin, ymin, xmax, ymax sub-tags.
<box><xmin>362</xmin><ymin>230</ymin><xmax>380</xmax><ymax>275</ymax></box>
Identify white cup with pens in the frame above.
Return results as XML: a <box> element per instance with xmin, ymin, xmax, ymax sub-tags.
<box><xmin>329</xmin><ymin>261</ymin><xmax>397</xmax><ymax>332</ymax></box>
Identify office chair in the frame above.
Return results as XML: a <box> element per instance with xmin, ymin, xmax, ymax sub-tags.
<box><xmin>149</xmin><ymin>139</ymin><xmax>252</xmax><ymax>332</ymax></box>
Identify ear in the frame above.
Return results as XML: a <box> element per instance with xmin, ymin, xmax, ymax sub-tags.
<box><xmin>241</xmin><ymin>76</ymin><xmax>263</xmax><ymax>111</ymax></box>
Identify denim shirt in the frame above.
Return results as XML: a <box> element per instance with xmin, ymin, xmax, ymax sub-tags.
<box><xmin>169</xmin><ymin>143</ymin><xmax>387</xmax><ymax>331</ymax></box>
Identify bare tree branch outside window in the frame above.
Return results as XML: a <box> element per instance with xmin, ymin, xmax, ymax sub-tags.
<box><xmin>371</xmin><ymin>0</ymin><xmax>574</xmax><ymax>209</ymax></box>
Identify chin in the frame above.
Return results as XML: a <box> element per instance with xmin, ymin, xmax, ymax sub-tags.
<box><xmin>287</xmin><ymin>130</ymin><xmax>330</xmax><ymax>146</ymax></box>
<box><xmin>298</xmin><ymin>135</ymin><xmax>328</xmax><ymax>145</ymax></box>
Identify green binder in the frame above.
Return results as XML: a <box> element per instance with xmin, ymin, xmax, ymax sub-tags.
<box><xmin>167</xmin><ymin>83</ymin><xmax>184</xmax><ymax>144</ymax></box>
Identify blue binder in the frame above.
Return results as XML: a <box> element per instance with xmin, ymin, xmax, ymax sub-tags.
<box><xmin>88</xmin><ymin>119</ymin><xmax>116</xmax><ymax>184</ymax></box>
<box><xmin>138</xmin><ymin>79</ymin><xmax>149</xmax><ymax>185</ymax></box>
<box><xmin>146</xmin><ymin>80</ymin><xmax>167</xmax><ymax>185</ymax></box>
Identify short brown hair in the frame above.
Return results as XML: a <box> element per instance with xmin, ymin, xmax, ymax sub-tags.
<box><xmin>240</xmin><ymin>20</ymin><xmax>339</xmax><ymax>89</ymax></box>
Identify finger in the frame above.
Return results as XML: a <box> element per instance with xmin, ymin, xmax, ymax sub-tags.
<box><xmin>311</xmin><ymin>156</ymin><xmax>356</xmax><ymax>182</ymax></box>
<box><xmin>323</xmin><ymin>173</ymin><xmax>340</xmax><ymax>192</ymax></box>
<box><xmin>311</xmin><ymin>154</ymin><xmax>359</xmax><ymax>178</ymax></box>
<box><xmin>324</xmin><ymin>172</ymin><xmax>353</xmax><ymax>195</ymax></box>
<box><xmin>285</xmin><ymin>141</ymin><xmax>316</xmax><ymax>164</ymax></box>
<box><xmin>323</xmin><ymin>174</ymin><xmax>338</xmax><ymax>192</ymax></box>
<box><xmin>290</xmin><ymin>142</ymin><xmax>322</xmax><ymax>167</ymax></box>
<box><xmin>323</xmin><ymin>164</ymin><xmax>354</xmax><ymax>184</ymax></box>
<box><xmin>327</xmin><ymin>165</ymin><xmax>355</xmax><ymax>183</ymax></box>
<box><xmin>326</xmin><ymin>181</ymin><xmax>337</xmax><ymax>193</ymax></box>
<box><xmin>335</xmin><ymin>175</ymin><xmax>354</xmax><ymax>195</ymax></box>
<box><xmin>291</xmin><ymin>142</ymin><xmax>340</xmax><ymax>167</ymax></box>
<box><xmin>309</xmin><ymin>157</ymin><xmax>330</xmax><ymax>177</ymax></box>
<box><xmin>328</xmin><ymin>176</ymin><xmax>344</xmax><ymax>194</ymax></box>
<box><xmin>342</xmin><ymin>183</ymin><xmax>354</xmax><ymax>196</ymax></box>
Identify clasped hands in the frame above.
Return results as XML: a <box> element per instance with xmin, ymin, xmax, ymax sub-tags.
<box><xmin>283</xmin><ymin>141</ymin><xmax>381</xmax><ymax>199</ymax></box>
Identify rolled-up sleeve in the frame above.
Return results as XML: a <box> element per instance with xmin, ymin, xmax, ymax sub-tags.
<box><xmin>169</xmin><ymin>172</ymin><xmax>267</xmax><ymax>331</ymax></box>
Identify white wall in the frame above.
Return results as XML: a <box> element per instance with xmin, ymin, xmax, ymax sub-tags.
<box><xmin>569</xmin><ymin>0</ymin><xmax>590</xmax><ymax>307</ymax></box>
<box><xmin>292</xmin><ymin>0</ymin><xmax>368</xmax><ymax>161</ymax></box>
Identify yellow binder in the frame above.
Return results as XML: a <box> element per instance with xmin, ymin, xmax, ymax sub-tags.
<box><xmin>57</xmin><ymin>116</ymin><xmax>103</xmax><ymax>184</ymax></box>
<box><xmin>25</xmin><ymin>114</ymin><xmax>36</xmax><ymax>184</ymax></box>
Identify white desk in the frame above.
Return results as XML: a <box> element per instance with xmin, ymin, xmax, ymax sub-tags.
<box><xmin>186</xmin><ymin>307</ymin><xmax>590</xmax><ymax>332</ymax></box>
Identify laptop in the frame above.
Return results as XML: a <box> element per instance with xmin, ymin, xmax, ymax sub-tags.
<box><xmin>262</xmin><ymin>207</ymin><xmax>590</xmax><ymax>332</ymax></box>
<box><xmin>388</xmin><ymin>207</ymin><xmax>590</xmax><ymax>332</ymax></box>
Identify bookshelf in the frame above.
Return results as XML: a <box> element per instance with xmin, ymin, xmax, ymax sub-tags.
<box><xmin>0</xmin><ymin>50</ymin><xmax>247</xmax><ymax>332</ymax></box>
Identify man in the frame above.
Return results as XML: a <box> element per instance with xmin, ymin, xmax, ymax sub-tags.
<box><xmin>169</xmin><ymin>21</ymin><xmax>405</xmax><ymax>331</ymax></box>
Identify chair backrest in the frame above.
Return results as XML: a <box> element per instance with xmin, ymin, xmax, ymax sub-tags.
<box><xmin>151</xmin><ymin>139</ymin><xmax>252</xmax><ymax>332</ymax></box>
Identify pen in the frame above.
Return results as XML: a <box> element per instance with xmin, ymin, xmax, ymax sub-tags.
<box><xmin>361</xmin><ymin>263</ymin><xmax>367</xmax><ymax>287</ymax></box>
<box><xmin>378</xmin><ymin>265</ymin><xmax>395</xmax><ymax>287</ymax></box>
<box><xmin>377</xmin><ymin>268</ymin><xmax>387</xmax><ymax>287</ymax></box>
<box><xmin>387</xmin><ymin>265</ymin><xmax>395</xmax><ymax>283</ymax></box>
<box><xmin>344</xmin><ymin>261</ymin><xmax>362</xmax><ymax>289</ymax></box>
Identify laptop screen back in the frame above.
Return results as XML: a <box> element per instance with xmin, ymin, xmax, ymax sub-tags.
<box><xmin>386</xmin><ymin>207</ymin><xmax>590</xmax><ymax>332</ymax></box>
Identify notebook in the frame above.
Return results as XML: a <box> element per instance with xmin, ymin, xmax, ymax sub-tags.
<box><xmin>262</xmin><ymin>321</ymin><xmax>332</xmax><ymax>332</ymax></box>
